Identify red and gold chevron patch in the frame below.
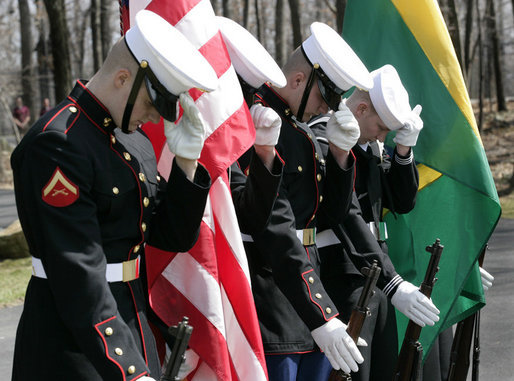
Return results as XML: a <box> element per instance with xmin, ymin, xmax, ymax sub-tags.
<box><xmin>42</xmin><ymin>167</ymin><xmax>79</xmax><ymax>207</ymax></box>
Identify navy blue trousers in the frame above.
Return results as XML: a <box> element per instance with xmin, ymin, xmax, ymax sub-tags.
<box><xmin>266</xmin><ymin>351</ymin><xmax>332</xmax><ymax>381</ymax></box>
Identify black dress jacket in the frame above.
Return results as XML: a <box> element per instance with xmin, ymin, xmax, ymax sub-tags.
<box><xmin>11</xmin><ymin>81</ymin><xmax>211</xmax><ymax>381</ymax></box>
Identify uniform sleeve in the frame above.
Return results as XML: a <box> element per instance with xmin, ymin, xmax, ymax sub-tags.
<box><xmin>319</xmin><ymin>149</ymin><xmax>355</xmax><ymax>227</ymax></box>
<box><xmin>21</xmin><ymin>131</ymin><xmax>149</xmax><ymax>380</ymax></box>
<box><xmin>340</xmin><ymin>192</ymin><xmax>401</xmax><ymax>294</ymax></box>
<box><xmin>148</xmin><ymin>159</ymin><xmax>211</xmax><ymax>252</ymax></box>
<box><xmin>230</xmin><ymin>149</ymin><xmax>283</xmax><ymax>235</ymax></box>
<box><xmin>381</xmin><ymin>147</ymin><xmax>419</xmax><ymax>214</ymax></box>
<box><xmin>251</xmin><ymin>184</ymin><xmax>340</xmax><ymax>331</ymax></box>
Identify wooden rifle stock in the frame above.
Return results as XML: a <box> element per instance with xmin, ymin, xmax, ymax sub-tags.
<box><xmin>160</xmin><ymin>317</ymin><xmax>193</xmax><ymax>381</ymax></box>
<box><xmin>393</xmin><ymin>239</ymin><xmax>444</xmax><ymax>381</ymax></box>
<box><xmin>328</xmin><ymin>261</ymin><xmax>381</xmax><ymax>381</ymax></box>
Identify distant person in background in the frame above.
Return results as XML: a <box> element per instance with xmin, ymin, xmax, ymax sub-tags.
<box><xmin>12</xmin><ymin>96</ymin><xmax>31</xmax><ymax>136</ymax></box>
<box><xmin>39</xmin><ymin>97</ymin><xmax>52</xmax><ymax>116</ymax></box>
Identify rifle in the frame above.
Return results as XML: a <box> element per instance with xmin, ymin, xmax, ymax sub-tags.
<box><xmin>160</xmin><ymin>317</ymin><xmax>193</xmax><ymax>381</ymax></box>
<box><xmin>447</xmin><ymin>245</ymin><xmax>487</xmax><ymax>381</ymax></box>
<box><xmin>393</xmin><ymin>239</ymin><xmax>444</xmax><ymax>381</ymax></box>
<box><xmin>328</xmin><ymin>260</ymin><xmax>382</xmax><ymax>381</ymax></box>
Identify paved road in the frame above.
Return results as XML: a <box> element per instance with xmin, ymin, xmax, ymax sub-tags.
<box><xmin>0</xmin><ymin>189</ymin><xmax>16</xmax><ymax>230</ymax></box>
<box><xmin>0</xmin><ymin>187</ymin><xmax>512</xmax><ymax>378</ymax></box>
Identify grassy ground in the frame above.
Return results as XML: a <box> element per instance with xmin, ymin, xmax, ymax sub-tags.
<box><xmin>0</xmin><ymin>257</ymin><xmax>31</xmax><ymax>308</ymax></box>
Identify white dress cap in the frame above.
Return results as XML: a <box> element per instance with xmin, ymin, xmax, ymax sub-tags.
<box><xmin>302</xmin><ymin>22</ymin><xmax>373</xmax><ymax>92</ymax></box>
<box><xmin>369</xmin><ymin>64</ymin><xmax>412</xmax><ymax>130</ymax></box>
<box><xmin>217</xmin><ymin>16</ymin><xmax>286</xmax><ymax>89</ymax></box>
<box><xmin>125</xmin><ymin>10</ymin><xmax>218</xmax><ymax>95</ymax></box>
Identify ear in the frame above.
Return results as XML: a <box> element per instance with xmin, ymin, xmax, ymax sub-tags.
<box><xmin>354</xmin><ymin>101</ymin><xmax>369</xmax><ymax>119</ymax></box>
<box><xmin>290</xmin><ymin>71</ymin><xmax>306</xmax><ymax>90</ymax></box>
<box><xmin>113</xmin><ymin>68</ymin><xmax>131</xmax><ymax>89</ymax></box>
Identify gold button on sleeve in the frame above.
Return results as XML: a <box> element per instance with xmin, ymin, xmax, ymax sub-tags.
<box><xmin>127</xmin><ymin>365</ymin><xmax>136</xmax><ymax>374</ymax></box>
<box><xmin>315</xmin><ymin>293</ymin><xmax>322</xmax><ymax>299</ymax></box>
<box><xmin>326</xmin><ymin>307</ymin><xmax>332</xmax><ymax>314</ymax></box>
<box><xmin>69</xmin><ymin>106</ymin><xmax>77</xmax><ymax>113</ymax></box>
<box><xmin>143</xmin><ymin>197</ymin><xmax>150</xmax><ymax>207</ymax></box>
<box><xmin>139</xmin><ymin>173</ymin><xmax>146</xmax><ymax>182</ymax></box>
<box><xmin>104</xmin><ymin>327</ymin><xmax>113</xmax><ymax>336</ymax></box>
<box><xmin>115</xmin><ymin>348</ymin><xmax>123</xmax><ymax>356</ymax></box>
<box><xmin>133</xmin><ymin>245</ymin><xmax>140</xmax><ymax>253</ymax></box>
<box><xmin>308</xmin><ymin>277</ymin><xmax>315</xmax><ymax>284</ymax></box>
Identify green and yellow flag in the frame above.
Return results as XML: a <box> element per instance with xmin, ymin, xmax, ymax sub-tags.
<box><xmin>343</xmin><ymin>0</ymin><xmax>502</xmax><ymax>359</ymax></box>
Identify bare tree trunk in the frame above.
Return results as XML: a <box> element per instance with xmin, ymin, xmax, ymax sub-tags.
<box><xmin>288</xmin><ymin>0</ymin><xmax>302</xmax><ymax>49</ymax></box>
<box><xmin>18</xmin><ymin>0</ymin><xmax>36</xmax><ymax>123</ymax></box>
<box><xmin>463</xmin><ymin>0</ymin><xmax>474</xmax><ymax>80</ymax></box>
<box><xmin>440</xmin><ymin>0</ymin><xmax>464</xmax><ymax>70</ymax></box>
<box><xmin>275</xmin><ymin>0</ymin><xmax>284</xmax><ymax>67</ymax></box>
<box><xmin>336</xmin><ymin>0</ymin><xmax>347</xmax><ymax>34</ymax></box>
<box><xmin>486</xmin><ymin>0</ymin><xmax>506</xmax><ymax>111</ymax></box>
<box><xmin>35</xmin><ymin>0</ymin><xmax>53</xmax><ymax>105</ymax></box>
<box><xmin>243</xmin><ymin>0</ymin><xmax>249</xmax><ymax>28</ymax></box>
<box><xmin>476</xmin><ymin>0</ymin><xmax>484</xmax><ymax>132</ymax></box>
<box><xmin>43</xmin><ymin>0</ymin><xmax>72</xmax><ymax>101</ymax></box>
<box><xmin>91</xmin><ymin>0</ymin><xmax>103</xmax><ymax>72</ymax></box>
<box><xmin>254</xmin><ymin>0</ymin><xmax>261</xmax><ymax>41</ymax></box>
<box><xmin>223</xmin><ymin>0</ymin><xmax>231</xmax><ymax>18</ymax></box>
<box><xmin>100</xmin><ymin>0</ymin><xmax>112</xmax><ymax>60</ymax></box>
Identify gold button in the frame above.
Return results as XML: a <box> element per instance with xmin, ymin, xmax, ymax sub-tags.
<box><xmin>297</xmin><ymin>166</ymin><xmax>303</xmax><ymax>172</ymax></box>
<box><xmin>104</xmin><ymin>327</ymin><xmax>113</xmax><ymax>336</ymax></box>
<box><xmin>115</xmin><ymin>347</ymin><xmax>123</xmax><ymax>356</ymax></box>
<box><xmin>112</xmin><ymin>187</ymin><xmax>119</xmax><ymax>195</ymax></box>
<box><xmin>315</xmin><ymin>153</ymin><xmax>319</xmax><ymax>160</ymax></box>
<box><xmin>320</xmin><ymin>195</ymin><xmax>323</xmax><ymax>203</ymax></box>
<box><xmin>133</xmin><ymin>245</ymin><xmax>140</xmax><ymax>253</ymax></box>
<box><xmin>139</xmin><ymin>173</ymin><xmax>146</xmax><ymax>182</ymax></box>
<box><xmin>326</xmin><ymin>307</ymin><xmax>332</xmax><ymax>314</ymax></box>
<box><xmin>308</xmin><ymin>277</ymin><xmax>314</xmax><ymax>284</ymax></box>
<box><xmin>143</xmin><ymin>197</ymin><xmax>149</xmax><ymax>207</ymax></box>
<box><xmin>320</xmin><ymin>159</ymin><xmax>326</xmax><ymax>165</ymax></box>
<box><xmin>127</xmin><ymin>365</ymin><xmax>136</xmax><ymax>375</ymax></box>
<box><xmin>285</xmin><ymin>109</ymin><xmax>291</xmax><ymax>115</ymax></box>
<box><xmin>141</xmin><ymin>222</ymin><xmax>147</xmax><ymax>232</ymax></box>
<box><xmin>69</xmin><ymin>106</ymin><xmax>77</xmax><ymax>113</ymax></box>
<box><xmin>140</xmin><ymin>60</ymin><xmax>148</xmax><ymax>68</ymax></box>
<box><xmin>110</xmin><ymin>135</ymin><xmax>116</xmax><ymax>144</ymax></box>
<box><xmin>103</xmin><ymin>117</ymin><xmax>112</xmax><ymax>127</ymax></box>
<box><xmin>156</xmin><ymin>175</ymin><xmax>161</xmax><ymax>182</ymax></box>
<box><xmin>315</xmin><ymin>293</ymin><xmax>322</xmax><ymax>299</ymax></box>
<box><xmin>308</xmin><ymin>133</ymin><xmax>313</xmax><ymax>139</ymax></box>
<box><xmin>123</xmin><ymin>152</ymin><xmax>131</xmax><ymax>161</ymax></box>
<box><xmin>313</xmin><ymin>63</ymin><xmax>320</xmax><ymax>69</ymax></box>
<box><xmin>317</xmin><ymin>174</ymin><xmax>322</xmax><ymax>182</ymax></box>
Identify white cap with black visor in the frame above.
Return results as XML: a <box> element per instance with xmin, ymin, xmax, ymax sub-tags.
<box><xmin>122</xmin><ymin>10</ymin><xmax>218</xmax><ymax>133</ymax></box>
<box><xmin>298</xmin><ymin>22</ymin><xmax>373</xmax><ymax>121</ymax></box>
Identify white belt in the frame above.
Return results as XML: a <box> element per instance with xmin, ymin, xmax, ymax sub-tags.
<box><xmin>31</xmin><ymin>256</ymin><xmax>141</xmax><ymax>283</ymax></box>
<box><xmin>242</xmin><ymin>228</ymin><xmax>317</xmax><ymax>246</ymax></box>
<box><xmin>314</xmin><ymin>222</ymin><xmax>388</xmax><ymax>249</ymax></box>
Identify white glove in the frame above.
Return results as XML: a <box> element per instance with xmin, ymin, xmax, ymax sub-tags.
<box><xmin>391</xmin><ymin>281</ymin><xmax>440</xmax><ymax>327</ymax></box>
<box><xmin>393</xmin><ymin>105</ymin><xmax>423</xmax><ymax>147</ymax></box>
<box><xmin>480</xmin><ymin>267</ymin><xmax>494</xmax><ymax>292</ymax></box>
<box><xmin>164</xmin><ymin>92</ymin><xmax>207</xmax><ymax>160</ymax></box>
<box><xmin>311</xmin><ymin>318</ymin><xmax>364</xmax><ymax>373</ymax></box>
<box><xmin>136</xmin><ymin>377</ymin><xmax>155</xmax><ymax>381</ymax></box>
<box><xmin>250</xmin><ymin>104</ymin><xmax>281</xmax><ymax>146</ymax></box>
<box><xmin>326</xmin><ymin>100</ymin><xmax>360</xmax><ymax>151</ymax></box>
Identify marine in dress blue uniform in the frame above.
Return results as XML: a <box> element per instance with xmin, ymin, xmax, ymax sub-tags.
<box><xmin>311</xmin><ymin>64</ymin><xmax>440</xmax><ymax>380</ymax></box>
<box><xmin>11</xmin><ymin>10</ymin><xmax>218</xmax><ymax>381</ymax></box>
<box><xmin>238</xmin><ymin>22</ymin><xmax>375</xmax><ymax>381</ymax></box>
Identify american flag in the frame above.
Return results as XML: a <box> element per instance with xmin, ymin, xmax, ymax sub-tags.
<box><xmin>120</xmin><ymin>1</ymin><xmax>267</xmax><ymax>379</ymax></box>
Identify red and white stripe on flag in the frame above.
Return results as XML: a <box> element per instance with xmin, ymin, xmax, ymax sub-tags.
<box><xmin>120</xmin><ymin>1</ymin><xmax>267</xmax><ymax>380</ymax></box>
